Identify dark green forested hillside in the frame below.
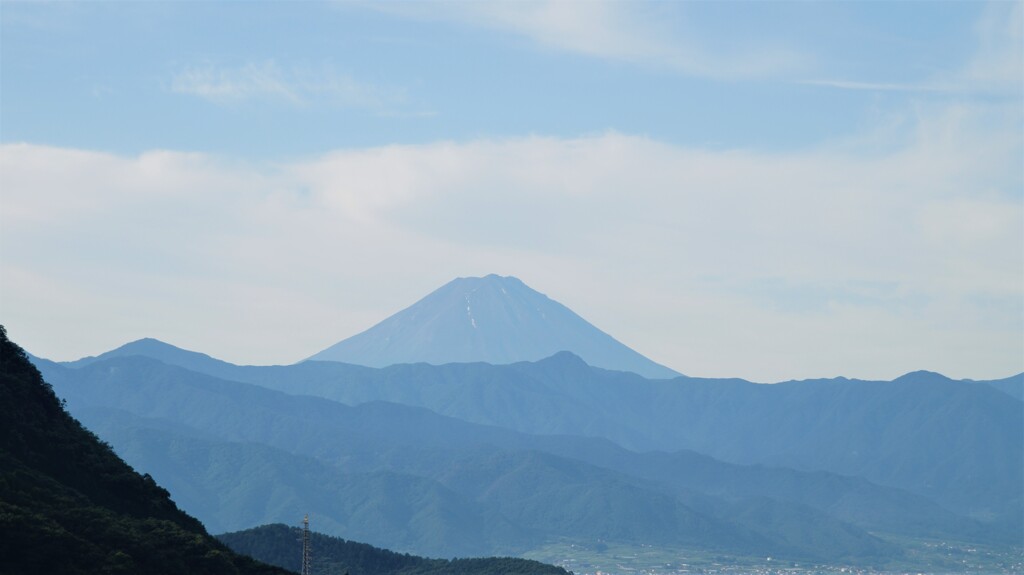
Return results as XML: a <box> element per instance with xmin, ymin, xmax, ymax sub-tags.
<box><xmin>219</xmin><ymin>523</ymin><xmax>570</xmax><ymax>575</ymax></box>
<box><xmin>0</xmin><ymin>326</ymin><xmax>291</xmax><ymax>575</ymax></box>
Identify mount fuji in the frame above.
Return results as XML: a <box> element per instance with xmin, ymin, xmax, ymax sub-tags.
<box><xmin>308</xmin><ymin>274</ymin><xmax>680</xmax><ymax>379</ymax></box>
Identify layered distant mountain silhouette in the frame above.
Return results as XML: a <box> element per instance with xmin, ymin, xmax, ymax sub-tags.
<box><xmin>308</xmin><ymin>274</ymin><xmax>680</xmax><ymax>379</ymax></box>
<box><xmin>34</xmin><ymin>355</ymin><xmax>904</xmax><ymax>561</ymax></box>
<box><xmin>27</xmin><ymin>336</ymin><xmax>1024</xmax><ymax>565</ymax></box>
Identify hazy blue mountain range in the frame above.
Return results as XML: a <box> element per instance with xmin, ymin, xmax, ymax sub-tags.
<box><xmin>69</xmin><ymin>406</ymin><xmax>539</xmax><ymax>557</ymax></box>
<box><xmin>30</xmin><ymin>351</ymin><xmax>1020</xmax><ymax>564</ymax></box>
<box><xmin>72</xmin><ymin>398</ymin><xmax>977</xmax><ymax>546</ymax></box>
<box><xmin>57</xmin><ymin>336</ymin><xmax>240</xmax><ymax>376</ymax></box>
<box><xmin>307</xmin><ymin>274</ymin><xmax>680</xmax><ymax>379</ymax></box>
<box><xmin>966</xmin><ymin>372</ymin><xmax>1024</xmax><ymax>401</ymax></box>
<box><xmin>34</xmin><ymin>356</ymin><xmax>900</xmax><ymax>561</ymax></box>
<box><xmin>56</xmin><ymin>339</ymin><xmax>1022</xmax><ymax>528</ymax></box>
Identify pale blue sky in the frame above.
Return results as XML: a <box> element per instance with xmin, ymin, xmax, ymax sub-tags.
<box><xmin>2</xmin><ymin>1</ymin><xmax>1021</xmax><ymax>381</ymax></box>
<box><xmin>1</xmin><ymin>1</ymin><xmax>988</xmax><ymax>155</ymax></box>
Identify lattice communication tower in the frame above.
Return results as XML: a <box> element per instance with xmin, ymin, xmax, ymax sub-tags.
<box><xmin>301</xmin><ymin>513</ymin><xmax>312</xmax><ymax>575</ymax></box>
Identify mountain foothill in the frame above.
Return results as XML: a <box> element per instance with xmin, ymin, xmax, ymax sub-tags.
<box><xmin>9</xmin><ymin>275</ymin><xmax>1024</xmax><ymax>572</ymax></box>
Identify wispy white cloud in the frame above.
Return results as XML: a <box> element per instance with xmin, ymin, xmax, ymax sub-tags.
<box><xmin>170</xmin><ymin>60</ymin><xmax>411</xmax><ymax>112</ymax></box>
<box><xmin>800</xmin><ymin>80</ymin><xmax>959</xmax><ymax>93</ymax></box>
<box><xmin>2</xmin><ymin>97</ymin><xmax>1020</xmax><ymax>381</ymax></box>
<box><xmin>373</xmin><ymin>1</ymin><xmax>809</xmax><ymax>79</ymax></box>
<box><xmin>961</xmin><ymin>0</ymin><xmax>1024</xmax><ymax>92</ymax></box>
<box><xmin>172</xmin><ymin>61</ymin><xmax>301</xmax><ymax>104</ymax></box>
<box><xmin>375</xmin><ymin>0</ymin><xmax>1019</xmax><ymax>90</ymax></box>
<box><xmin>807</xmin><ymin>1</ymin><xmax>1022</xmax><ymax>95</ymax></box>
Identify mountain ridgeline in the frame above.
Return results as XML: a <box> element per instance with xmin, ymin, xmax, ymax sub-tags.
<box><xmin>49</xmin><ymin>337</ymin><xmax>1022</xmax><ymax>527</ymax></box>
<box><xmin>307</xmin><ymin>274</ymin><xmax>680</xmax><ymax>379</ymax></box>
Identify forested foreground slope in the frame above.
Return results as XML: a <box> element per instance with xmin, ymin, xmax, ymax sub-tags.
<box><xmin>0</xmin><ymin>326</ymin><xmax>290</xmax><ymax>575</ymax></box>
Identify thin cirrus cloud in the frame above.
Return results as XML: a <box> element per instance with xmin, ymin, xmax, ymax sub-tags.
<box><xmin>170</xmin><ymin>60</ymin><xmax>409</xmax><ymax>112</ymax></box>
<box><xmin>805</xmin><ymin>1</ymin><xmax>1022</xmax><ymax>94</ymax></box>
<box><xmin>374</xmin><ymin>0</ymin><xmax>810</xmax><ymax>79</ymax></box>
<box><xmin>410</xmin><ymin>0</ymin><xmax>1018</xmax><ymax>92</ymax></box>
<box><xmin>799</xmin><ymin>80</ymin><xmax>962</xmax><ymax>93</ymax></box>
<box><xmin>960</xmin><ymin>0</ymin><xmax>1024</xmax><ymax>91</ymax></box>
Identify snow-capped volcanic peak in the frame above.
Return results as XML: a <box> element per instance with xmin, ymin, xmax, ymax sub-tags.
<box><xmin>307</xmin><ymin>274</ymin><xmax>679</xmax><ymax>379</ymax></box>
